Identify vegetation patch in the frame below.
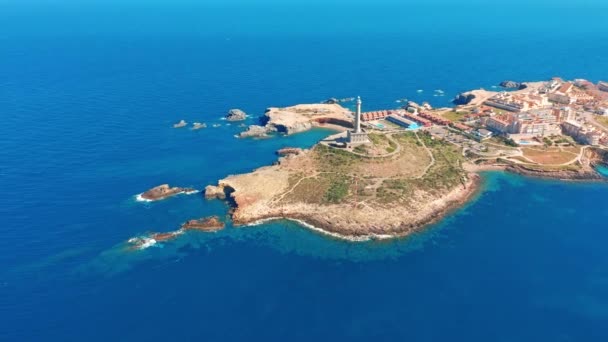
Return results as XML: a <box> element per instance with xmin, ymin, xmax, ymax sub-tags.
<box><xmin>323</xmin><ymin>174</ymin><xmax>351</xmax><ymax>203</ymax></box>
<box><xmin>441</xmin><ymin>110</ymin><xmax>469</xmax><ymax>122</ymax></box>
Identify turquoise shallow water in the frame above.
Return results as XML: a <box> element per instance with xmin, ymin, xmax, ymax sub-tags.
<box><xmin>596</xmin><ymin>165</ymin><xmax>608</xmax><ymax>177</ymax></box>
<box><xmin>3</xmin><ymin>2</ymin><xmax>608</xmax><ymax>341</ymax></box>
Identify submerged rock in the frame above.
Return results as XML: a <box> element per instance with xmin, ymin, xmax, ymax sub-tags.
<box><xmin>173</xmin><ymin>119</ymin><xmax>187</xmax><ymax>128</ymax></box>
<box><xmin>226</xmin><ymin>109</ymin><xmax>247</xmax><ymax>121</ymax></box>
<box><xmin>192</xmin><ymin>122</ymin><xmax>207</xmax><ymax>130</ymax></box>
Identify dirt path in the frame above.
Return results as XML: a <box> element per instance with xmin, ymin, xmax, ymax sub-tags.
<box><xmin>414</xmin><ymin>131</ymin><xmax>436</xmax><ymax>179</ymax></box>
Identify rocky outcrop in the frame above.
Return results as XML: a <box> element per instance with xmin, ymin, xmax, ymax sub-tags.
<box><xmin>181</xmin><ymin>216</ymin><xmax>225</xmax><ymax>232</ymax></box>
<box><xmin>272</xmin><ymin>121</ymin><xmax>313</xmax><ymax>135</ymax></box>
<box><xmin>204</xmin><ymin>184</ymin><xmax>226</xmax><ymax>199</ymax></box>
<box><xmin>505</xmin><ymin>165</ymin><xmax>603</xmax><ymax>181</ymax></box>
<box><xmin>226</xmin><ymin>109</ymin><xmax>247</xmax><ymax>121</ymax></box>
<box><xmin>262</xmin><ymin>104</ymin><xmax>350</xmax><ymax>135</ymax></box>
<box><xmin>173</xmin><ymin>120</ymin><xmax>187</xmax><ymax>128</ymax></box>
<box><xmin>453</xmin><ymin>92</ymin><xmax>476</xmax><ymax>105</ymax></box>
<box><xmin>127</xmin><ymin>216</ymin><xmax>225</xmax><ymax>250</ymax></box>
<box><xmin>323</xmin><ymin>98</ymin><xmax>339</xmax><ymax>104</ymax></box>
<box><xmin>140</xmin><ymin>184</ymin><xmax>195</xmax><ymax>201</ymax></box>
<box><xmin>239</xmin><ymin>125</ymin><xmax>274</xmax><ymax>138</ymax></box>
<box><xmin>499</xmin><ymin>81</ymin><xmax>528</xmax><ymax>90</ymax></box>
<box><xmin>276</xmin><ymin>147</ymin><xmax>303</xmax><ymax>156</ymax></box>
<box><xmin>238</xmin><ymin>104</ymin><xmax>350</xmax><ymax>137</ymax></box>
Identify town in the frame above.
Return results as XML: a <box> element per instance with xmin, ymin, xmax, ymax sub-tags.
<box><xmin>352</xmin><ymin>78</ymin><xmax>608</xmax><ymax>169</ymax></box>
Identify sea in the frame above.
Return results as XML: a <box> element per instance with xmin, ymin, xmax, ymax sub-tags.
<box><xmin>2</xmin><ymin>1</ymin><xmax>608</xmax><ymax>341</ymax></box>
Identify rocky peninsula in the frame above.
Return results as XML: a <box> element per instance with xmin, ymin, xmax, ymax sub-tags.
<box><xmin>149</xmin><ymin>77</ymin><xmax>608</xmax><ymax>243</ymax></box>
<box><xmin>207</xmin><ymin>131</ymin><xmax>479</xmax><ymax>240</ymax></box>
<box><xmin>239</xmin><ymin>103</ymin><xmax>352</xmax><ymax>138</ymax></box>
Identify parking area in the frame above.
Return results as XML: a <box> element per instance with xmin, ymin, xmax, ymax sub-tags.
<box><xmin>426</xmin><ymin>126</ymin><xmax>486</xmax><ymax>152</ymax></box>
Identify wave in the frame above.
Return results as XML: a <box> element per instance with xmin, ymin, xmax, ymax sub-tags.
<box><xmin>134</xmin><ymin>193</ymin><xmax>153</xmax><ymax>202</ymax></box>
<box><xmin>127</xmin><ymin>237</ymin><xmax>157</xmax><ymax>250</ymax></box>
<box><xmin>245</xmin><ymin>217</ymin><xmax>394</xmax><ymax>242</ymax></box>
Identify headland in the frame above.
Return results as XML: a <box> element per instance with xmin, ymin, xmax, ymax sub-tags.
<box><xmin>204</xmin><ymin>77</ymin><xmax>608</xmax><ymax>241</ymax></box>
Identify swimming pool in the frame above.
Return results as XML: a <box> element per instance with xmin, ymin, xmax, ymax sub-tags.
<box><xmin>407</xmin><ymin>123</ymin><xmax>420</xmax><ymax>130</ymax></box>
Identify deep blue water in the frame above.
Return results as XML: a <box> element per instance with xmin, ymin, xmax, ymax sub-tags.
<box><xmin>2</xmin><ymin>2</ymin><xmax>608</xmax><ymax>341</ymax></box>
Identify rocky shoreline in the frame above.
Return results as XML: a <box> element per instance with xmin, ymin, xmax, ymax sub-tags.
<box><xmin>207</xmin><ymin>171</ymin><xmax>481</xmax><ymax>241</ymax></box>
<box><xmin>245</xmin><ymin>175</ymin><xmax>481</xmax><ymax>241</ymax></box>
<box><xmin>505</xmin><ymin>165</ymin><xmax>604</xmax><ymax>181</ymax></box>
<box><xmin>207</xmin><ymin>156</ymin><xmax>607</xmax><ymax>241</ymax></box>
<box><xmin>465</xmin><ymin>162</ymin><xmax>606</xmax><ymax>182</ymax></box>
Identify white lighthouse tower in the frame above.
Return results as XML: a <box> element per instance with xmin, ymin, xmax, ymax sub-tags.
<box><xmin>347</xmin><ymin>96</ymin><xmax>369</xmax><ymax>145</ymax></box>
<box><xmin>355</xmin><ymin>96</ymin><xmax>362</xmax><ymax>133</ymax></box>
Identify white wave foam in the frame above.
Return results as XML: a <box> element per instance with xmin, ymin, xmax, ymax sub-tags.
<box><xmin>245</xmin><ymin>217</ymin><xmax>394</xmax><ymax>242</ymax></box>
<box><xmin>135</xmin><ymin>193</ymin><xmax>153</xmax><ymax>202</ymax></box>
<box><xmin>128</xmin><ymin>237</ymin><xmax>157</xmax><ymax>250</ymax></box>
<box><xmin>135</xmin><ymin>189</ymin><xmax>199</xmax><ymax>202</ymax></box>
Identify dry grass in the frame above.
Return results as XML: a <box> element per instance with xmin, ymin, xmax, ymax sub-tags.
<box><xmin>522</xmin><ymin>147</ymin><xmax>578</xmax><ymax>165</ymax></box>
<box><xmin>440</xmin><ymin>110</ymin><xmax>469</xmax><ymax>122</ymax></box>
<box><xmin>596</xmin><ymin>116</ymin><xmax>608</xmax><ymax>127</ymax></box>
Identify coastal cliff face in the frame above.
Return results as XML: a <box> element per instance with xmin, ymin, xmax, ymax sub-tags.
<box><xmin>239</xmin><ymin>103</ymin><xmax>351</xmax><ymax>137</ymax></box>
<box><xmin>587</xmin><ymin>147</ymin><xmax>608</xmax><ymax>167</ymax></box>
<box><xmin>206</xmin><ymin>133</ymin><xmax>477</xmax><ymax>240</ymax></box>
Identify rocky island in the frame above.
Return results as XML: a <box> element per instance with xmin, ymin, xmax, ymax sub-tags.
<box><xmin>138</xmin><ymin>184</ymin><xmax>197</xmax><ymax>201</ymax></box>
<box><xmin>226</xmin><ymin>108</ymin><xmax>247</xmax><ymax>121</ymax></box>
<box><xmin>181</xmin><ymin>216</ymin><xmax>225</xmax><ymax>232</ymax></box>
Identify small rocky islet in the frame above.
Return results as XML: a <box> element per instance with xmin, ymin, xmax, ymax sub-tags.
<box><xmin>225</xmin><ymin>108</ymin><xmax>247</xmax><ymax>121</ymax></box>
<box><xmin>127</xmin><ymin>216</ymin><xmax>226</xmax><ymax>250</ymax></box>
<box><xmin>139</xmin><ymin>184</ymin><xmax>196</xmax><ymax>201</ymax></box>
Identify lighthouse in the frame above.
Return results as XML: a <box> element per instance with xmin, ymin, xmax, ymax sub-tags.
<box><xmin>355</xmin><ymin>96</ymin><xmax>362</xmax><ymax>133</ymax></box>
<box><xmin>347</xmin><ymin>96</ymin><xmax>369</xmax><ymax>145</ymax></box>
